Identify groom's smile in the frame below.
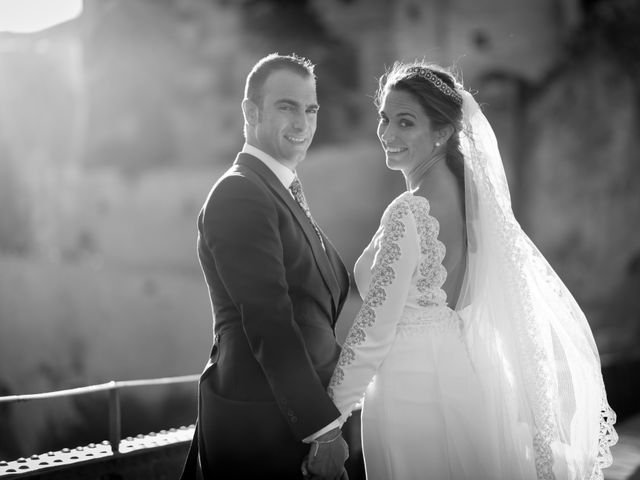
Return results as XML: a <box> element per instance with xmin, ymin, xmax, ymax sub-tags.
<box><xmin>252</xmin><ymin>69</ymin><xmax>318</xmax><ymax>169</ymax></box>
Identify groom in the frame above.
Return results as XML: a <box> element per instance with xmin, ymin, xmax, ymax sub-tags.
<box><xmin>180</xmin><ymin>53</ymin><xmax>351</xmax><ymax>479</ymax></box>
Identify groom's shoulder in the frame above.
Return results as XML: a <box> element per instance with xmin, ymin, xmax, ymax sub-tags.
<box><xmin>215</xmin><ymin>153</ymin><xmax>265</xmax><ymax>185</ymax></box>
<box><xmin>215</xmin><ymin>162</ymin><xmax>249</xmax><ymax>185</ymax></box>
<box><xmin>205</xmin><ymin>162</ymin><xmax>270</xmax><ymax>207</ymax></box>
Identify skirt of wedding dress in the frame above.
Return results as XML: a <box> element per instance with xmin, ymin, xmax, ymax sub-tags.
<box><xmin>360</xmin><ymin>321</ymin><xmax>537</xmax><ymax>480</ymax></box>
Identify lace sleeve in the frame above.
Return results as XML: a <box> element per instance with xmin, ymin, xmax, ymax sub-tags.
<box><xmin>328</xmin><ymin>199</ymin><xmax>419</xmax><ymax>423</ymax></box>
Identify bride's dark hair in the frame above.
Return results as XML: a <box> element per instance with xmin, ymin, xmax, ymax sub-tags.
<box><xmin>375</xmin><ymin>61</ymin><xmax>465</xmax><ymax>185</ymax></box>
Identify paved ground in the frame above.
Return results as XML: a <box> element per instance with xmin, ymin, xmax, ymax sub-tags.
<box><xmin>605</xmin><ymin>414</ymin><xmax>640</xmax><ymax>480</ymax></box>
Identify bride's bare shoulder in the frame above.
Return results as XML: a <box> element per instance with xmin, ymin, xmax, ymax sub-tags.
<box><xmin>413</xmin><ymin>178</ymin><xmax>465</xmax><ymax>236</ymax></box>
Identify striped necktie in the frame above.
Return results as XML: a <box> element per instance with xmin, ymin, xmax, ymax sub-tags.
<box><xmin>289</xmin><ymin>177</ymin><xmax>325</xmax><ymax>250</ymax></box>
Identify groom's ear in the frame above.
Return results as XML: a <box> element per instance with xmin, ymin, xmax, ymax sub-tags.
<box><xmin>242</xmin><ymin>98</ymin><xmax>260</xmax><ymax>126</ymax></box>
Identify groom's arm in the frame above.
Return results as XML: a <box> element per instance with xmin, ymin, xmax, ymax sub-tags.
<box><xmin>202</xmin><ymin>173</ymin><xmax>341</xmax><ymax>440</ymax></box>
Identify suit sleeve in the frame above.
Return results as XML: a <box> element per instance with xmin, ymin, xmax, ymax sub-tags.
<box><xmin>327</xmin><ymin>199</ymin><xmax>419</xmax><ymax>423</ymax></box>
<box><xmin>201</xmin><ymin>174</ymin><xmax>340</xmax><ymax>440</ymax></box>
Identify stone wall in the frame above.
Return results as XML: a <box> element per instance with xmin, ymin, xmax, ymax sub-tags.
<box><xmin>521</xmin><ymin>0</ymin><xmax>640</xmax><ymax>354</ymax></box>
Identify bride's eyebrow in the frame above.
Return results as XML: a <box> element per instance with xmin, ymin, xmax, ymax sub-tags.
<box><xmin>395</xmin><ymin>111</ymin><xmax>417</xmax><ymax>119</ymax></box>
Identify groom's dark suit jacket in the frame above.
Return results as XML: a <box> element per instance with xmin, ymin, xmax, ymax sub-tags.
<box><xmin>181</xmin><ymin>153</ymin><xmax>350</xmax><ymax>479</ymax></box>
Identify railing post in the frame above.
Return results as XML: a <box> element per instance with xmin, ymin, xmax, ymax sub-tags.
<box><xmin>108</xmin><ymin>382</ymin><xmax>121</xmax><ymax>455</ymax></box>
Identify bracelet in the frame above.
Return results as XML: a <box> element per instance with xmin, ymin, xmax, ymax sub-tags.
<box><xmin>311</xmin><ymin>430</ymin><xmax>342</xmax><ymax>457</ymax></box>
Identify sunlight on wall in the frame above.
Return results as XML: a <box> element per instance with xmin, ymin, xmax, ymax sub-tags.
<box><xmin>0</xmin><ymin>0</ymin><xmax>82</xmax><ymax>33</ymax></box>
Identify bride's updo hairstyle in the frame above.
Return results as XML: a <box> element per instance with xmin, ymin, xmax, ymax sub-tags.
<box><xmin>375</xmin><ymin>61</ymin><xmax>465</xmax><ymax>183</ymax></box>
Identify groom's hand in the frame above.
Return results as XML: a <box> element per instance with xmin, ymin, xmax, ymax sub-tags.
<box><xmin>303</xmin><ymin>428</ymin><xmax>349</xmax><ymax>479</ymax></box>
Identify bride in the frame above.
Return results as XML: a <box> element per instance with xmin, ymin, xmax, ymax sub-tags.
<box><xmin>326</xmin><ymin>61</ymin><xmax>618</xmax><ymax>479</ymax></box>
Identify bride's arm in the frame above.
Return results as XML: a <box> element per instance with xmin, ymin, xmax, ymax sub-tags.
<box><xmin>328</xmin><ymin>199</ymin><xmax>419</xmax><ymax>423</ymax></box>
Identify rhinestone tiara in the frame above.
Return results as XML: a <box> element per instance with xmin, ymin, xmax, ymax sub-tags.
<box><xmin>406</xmin><ymin>66</ymin><xmax>463</xmax><ymax>106</ymax></box>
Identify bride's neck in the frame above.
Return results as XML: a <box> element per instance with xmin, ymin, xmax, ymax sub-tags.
<box><xmin>405</xmin><ymin>152</ymin><xmax>446</xmax><ymax>191</ymax></box>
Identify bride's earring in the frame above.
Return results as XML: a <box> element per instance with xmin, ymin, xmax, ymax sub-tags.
<box><xmin>435</xmin><ymin>142</ymin><xmax>441</xmax><ymax>147</ymax></box>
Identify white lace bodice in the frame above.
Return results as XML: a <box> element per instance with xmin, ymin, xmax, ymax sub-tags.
<box><xmin>358</xmin><ymin>191</ymin><xmax>448</xmax><ymax>314</ymax></box>
<box><xmin>328</xmin><ymin>191</ymin><xmax>460</xmax><ymax>421</ymax></box>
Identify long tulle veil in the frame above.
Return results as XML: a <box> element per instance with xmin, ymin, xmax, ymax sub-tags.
<box><xmin>455</xmin><ymin>90</ymin><xmax>618</xmax><ymax>479</ymax></box>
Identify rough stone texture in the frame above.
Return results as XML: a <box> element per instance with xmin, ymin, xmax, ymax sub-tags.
<box><xmin>524</xmin><ymin>58</ymin><xmax>640</xmax><ymax>352</ymax></box>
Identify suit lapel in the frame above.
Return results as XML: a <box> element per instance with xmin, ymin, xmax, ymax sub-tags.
<box><xmin>235</xmin><ymin>154</ymin><xmax>342</xmax><ymax>314</ymax></box>
<box><xmin>324</xmin><ymin>237</ymin><xmax>350</xmax><ymax>310</ymax></box>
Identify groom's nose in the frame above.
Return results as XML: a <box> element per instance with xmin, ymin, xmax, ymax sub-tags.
<box><xmin>292</xmin><ymin>110</ymin><xmax>309</xmax><ymax>131</ymax></box>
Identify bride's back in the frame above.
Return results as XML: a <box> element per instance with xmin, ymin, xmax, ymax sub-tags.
<box><xmin>414</xmin><ymin>161</ymin><xmax>466</xmax><ymax>309</ymax></box>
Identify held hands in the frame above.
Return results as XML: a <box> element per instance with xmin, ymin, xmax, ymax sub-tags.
<box><xmin>302</xmin><ymin>428</ymin><xmax>349</xmax><ymax>480</ymax></box>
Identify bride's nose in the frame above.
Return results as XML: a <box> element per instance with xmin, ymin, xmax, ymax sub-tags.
<box><xmin>378</xmin><ymin>123</ymin><xmax>395</xmax><ymax>142</ymax></box>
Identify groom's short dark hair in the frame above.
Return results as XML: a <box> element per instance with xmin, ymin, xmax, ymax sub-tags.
<box><xmin>244</xmin><ymin>53</ymin><xmax>316</xmax><ymax>109</ymax></box>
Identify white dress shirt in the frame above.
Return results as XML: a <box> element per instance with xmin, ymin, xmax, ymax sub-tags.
<box><xmin>242</xmin><ymin>143</ymin><xmax>296</xmax><ymax>190</ymax></box>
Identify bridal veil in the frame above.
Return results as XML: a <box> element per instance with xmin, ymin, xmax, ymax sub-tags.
<box><xmin>456</xmin><ymin>90</ymin><xmax>618</xmax><ymax>480</ymax></box>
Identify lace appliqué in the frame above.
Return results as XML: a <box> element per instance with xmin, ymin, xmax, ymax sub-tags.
<box><xmin>482</xmin><ymin>165</ymin><xmax>560</xmax><ymax>480</ymax></box>
<box><xmin>590</xmin><ymin>399</ymin><xmax>618</xmax><ymax>480</ymax></box>
<box><xmin>405</xmin><ymin>194</ymin><xmax>448</xmax><ymax>308</ymax></box>
<box><xmin>328</xmin><ymin>200</ymin><xmax>409</xmax><ymax>397</ymax></box>
<box><xmin>397</xmin><ymin>307</ymin><xmax>462</xmax><ymax>336</ymax></box>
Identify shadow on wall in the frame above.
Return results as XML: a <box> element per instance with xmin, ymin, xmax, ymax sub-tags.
<box><xmin>0</xmin><ymin>143</ymin><xmax>32</xmax><ymax>256</ymax></box>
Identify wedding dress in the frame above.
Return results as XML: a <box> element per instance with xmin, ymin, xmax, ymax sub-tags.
<box><xmin>328</xmin><ymin>92</ymin><xmax>617</xmax><ymax>480</ymax></box>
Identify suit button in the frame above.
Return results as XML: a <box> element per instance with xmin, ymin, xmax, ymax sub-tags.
<box><xmin>290</xmin><ymin>416</ymin><xmax>298</xmax><ymax>423</ymax></box>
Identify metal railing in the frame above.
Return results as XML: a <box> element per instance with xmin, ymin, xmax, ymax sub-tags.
<box><xmin>0</xmin><ymin>374</ymin><xmax>199</xmax><ymax>455</ymax></box>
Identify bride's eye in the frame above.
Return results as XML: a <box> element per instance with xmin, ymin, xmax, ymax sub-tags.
<box><xmin>378</xmin><ymin>114</ymin><xmax>388</xmax><ymax>125</ymax></box>
<box><xmin>399</xmin><ymin>119</ymin><xmax>413</xmax><ymax>128</ymax></box>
